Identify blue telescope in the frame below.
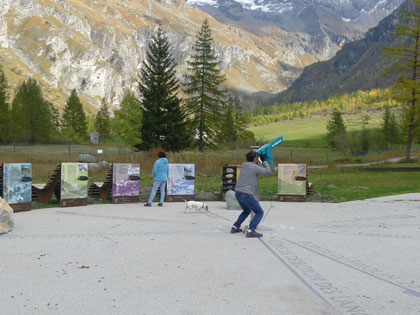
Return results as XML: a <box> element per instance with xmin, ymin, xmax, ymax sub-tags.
<box><xmin>256</xmin><ymin>136</ymin><xmax>284</xmax><ymax>163</ymax></box>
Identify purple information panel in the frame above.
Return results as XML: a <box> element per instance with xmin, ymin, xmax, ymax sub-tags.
<box><xmin>112</xmin><ymin>163</ymin><xmax>140</xmax><ymax>204</ymax></box>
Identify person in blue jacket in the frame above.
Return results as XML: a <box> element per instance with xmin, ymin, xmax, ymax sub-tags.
<box><xmin>144</xmin><ymin>151</ymin><xmax>169</xmax><ymax>207</ymax></box>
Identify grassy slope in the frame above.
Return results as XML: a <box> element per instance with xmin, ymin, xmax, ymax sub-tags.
<box><xmin>249</xmin><ymin>115</ymin><xmax>382</xmax><ymax>146</ymax></box>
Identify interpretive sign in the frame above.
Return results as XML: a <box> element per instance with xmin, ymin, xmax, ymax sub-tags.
<box><xmin>112</xmin><ymin>163</ymin><xmax>140</xmax><ymax>204</ymax></box>
<box><xmin>61</xmin><ymin>163</ymin><xmax>88</xmax><ymax>207</ymax></box>
<box><xmin>2</xmin><ymin>163</ymin><xmax>32</xmax><ymax>211</ymax></box>
<box><xmin>167</xmin><ymin>164</ymin><xmax>195</xmax><ymax>202</ymax></box>
<box><xmin>278</xmin><ymin>164</ymin><xmax>306</xmax><ymax>202</ymax></box>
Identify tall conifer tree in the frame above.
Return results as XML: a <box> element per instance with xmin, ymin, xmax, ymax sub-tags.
<box><xmin>381</xmin><ymin>106</ymin><xmax>400</xmax><ymax>148</ymax></box>
<box><xmin>184</xmin><ymin>18</ymin><xmax>227</xmax><ymax>152</ymax></box>
<box><xmin>0</xmin><ymin>67</ymin><xmax>10</xmax><ymax>143</ymax></box>
<box><xmin>94</xmin><ymin>98</ymin><xmax>111</xmax><ymax>143</ymax></box>
<box><xmin>62</xmin><ymin>89</ymin><xmax>88</xmax><ymax>139</ymax></box>
<box><xmin>11</xmin><ymin>78</ymin><xmax>53</xmax><ymax>143</ymax></box>
<box><xmin>138</xmin><ymin>26</ymin><xmax>189</xmax><ymax>151</ymax></box>
<box><xmin>113</xmin><ymin>91</ymin><xmax>143</xmax><ymax>150</ymax></box>
<box><xmin>382</xmin><ymin>0</ymin><xmax>420</xmax><ymax>160</ymax></box>
<box><xmin>325</xmin><ymin>108</ymin><xmax>346</xmax><ymax>150</ymax></box>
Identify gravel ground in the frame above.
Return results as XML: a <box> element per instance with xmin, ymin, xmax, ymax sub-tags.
<box><xmin>1</xmin><ymin>194</ymin><xmax>420</xmax><ymax>315</ymax></box>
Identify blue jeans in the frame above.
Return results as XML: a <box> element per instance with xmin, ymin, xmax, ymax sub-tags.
<box><xmin>234</xmin><ymin>191</ymin><xmax>264</xmax><ymax>230</ymax></box>
<box><xmin>148</xmin><ymin>180</ymin><xmax>167</xmax><ymax>204</ymax></box>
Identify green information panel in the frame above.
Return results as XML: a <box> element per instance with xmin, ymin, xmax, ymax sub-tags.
<box><xmin>61</xmin><ymin>163</ymin><xmax>88</xmax><ymax>206</ymax></box>
<box><xmin>278</xmin><ymin>164</ymin><xmax>306</xmax><ymax>199</ymax></box>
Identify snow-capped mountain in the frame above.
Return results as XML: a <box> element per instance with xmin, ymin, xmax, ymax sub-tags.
<box><xmin>187</xmin><ymin>0</ymin><xmax>402</xmax><ymax>27</ymax></box>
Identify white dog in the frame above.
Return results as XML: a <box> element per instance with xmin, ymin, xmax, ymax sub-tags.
<box><xmin>185</xmin><ymin>201</ymin><xmax>209</xmax><ymax>212</ymax></box>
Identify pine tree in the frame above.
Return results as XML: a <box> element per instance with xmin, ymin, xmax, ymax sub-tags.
<box><xmin>0</xmin><ymin>66</ymin><xmax>10</xmax><ymax>143</ymax></box>
<box><xmin>231</xmin><ymin>95</ymin><xmax>251</xmax><ymax>140</ymax></box>
<box><xmin>62</xmin><ymin>89</ymin><xmax>88</xmax><ymax>139</ymax></box>
<box><xmin>217</xmin><ymin>95</ymin><xmax>251</xmax><ymax>144</ymax></box>
<box><xmin>138</xmin><ymin>26</ymin><xmax>189</xmax><ymax>151</ymax></box>
<box><xmin>94</xmin><ymin>98</ymin><xmax>111</xmax><ymax>143</ymax></box>
<box><xmin>381</xmin><ymin>106</ymin><xmax>400</xmax><ymax>148</ymax></box>
<box><xmin>11</xmin><ymin>78</ymin><xmax>54</xmax><ymax>143</ymax></box>
<box><xmin>382</xmin><ymin>0</ymin><xmax>420</xmax><ymax>160</ymax></box>
<box><xmin>113</xmin><ymin>91</ymin><xmax>143</xmax><ymax>150</ymax></box>
<box><xmin>184</xmin><ymin>18</ymin><xmax>227</xmax><ymax>152</ymax></box>
<box><xmin>325</xmin><ymin>108</ymin><xmax>346</xmax><ymax>150</ymax></box>
<box><xmin>218</xmin><ymin>101</ymin><xmax>235</xmax><ymax>144</ymax></box>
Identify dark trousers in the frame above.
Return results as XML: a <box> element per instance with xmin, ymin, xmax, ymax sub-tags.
<box><xmin>233</xmin><ymin>191</ymin><xmax>264</xmax><ymax>230</ymax></box>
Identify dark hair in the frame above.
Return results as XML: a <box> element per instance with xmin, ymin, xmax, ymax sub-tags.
<box><xmin>246</xmin><ymin>150</ymin><xmax>257</xmax><ymax>162</ymax></box>
<box><xmin>158</xmin><ymin>151</ymin><xmax>166</xmax><ymax>158</ymax></box>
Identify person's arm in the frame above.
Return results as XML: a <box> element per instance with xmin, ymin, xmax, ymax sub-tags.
<box><xmin>152</xmin><ymin>161</ymin><xmax>158</xmax><ymax>179</ymax></box>
<box><xmin>254</xmin><ymin>161</ymin><xmax>272</xmax><ymax>175</ymax></box>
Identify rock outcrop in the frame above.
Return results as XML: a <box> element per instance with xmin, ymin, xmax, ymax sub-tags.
<box><xmin>0</xmin><ymin>197</ymin><xmax>14</xmax><ymax>235</ymax></box>
<box><xmin>0</xmin><ymin>0</ymin><xmax>403</xmax><ymax>109</ymax></box>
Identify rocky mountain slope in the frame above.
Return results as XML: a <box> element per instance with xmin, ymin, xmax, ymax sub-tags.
<box><xmin>0</xmin><ymin>0</ymin><xmax>403</xmax><ymax>110</ymax></box>
<box><xmin>269</xmin><ymin>0</ymin><xmax>412</xmax><ymax>105</ymax></box>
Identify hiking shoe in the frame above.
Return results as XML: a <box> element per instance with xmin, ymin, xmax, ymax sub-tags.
<box><xmin>144</xmin><ymin>203</ymin><xmax>152</xmax><ymax>207</ymax></box>
<box><xmin>230</xmin><ymin>226</ymin><xmax>243</xmax><ymax>234</ymax></box>
<box><xmin>158</xmin><ymin>203</ymin><xmax>163</xmax><ymax>207</ymax></box>
<box><xmin>246</xmin><ymin>230</ymin><xmax>263</xmax><ymax>238</ymax></box>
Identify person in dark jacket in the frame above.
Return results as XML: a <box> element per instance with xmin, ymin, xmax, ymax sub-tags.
<box><xmin>231</xmin><ymin>150</ymin><xmax>272</xmax><ymax>238</ymax></box>
<box><xmin>144</xmin><ymin>151</ymin><xmax>169</xmax><ymax>207</ymax></box>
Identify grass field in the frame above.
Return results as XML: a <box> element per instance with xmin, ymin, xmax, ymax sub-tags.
<box><xmin>249</xmin><ymin>116</ymin><xmax>382</xmax><ymax>146</ymax></box>
<box><xmin>1</xmin><ymin>144</ymin><xmax>420</xmax><ymax>206</ymax></box>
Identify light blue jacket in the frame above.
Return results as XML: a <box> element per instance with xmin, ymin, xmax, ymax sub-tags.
<box><xmin>152</xmin><ymin>158</ymin><xmax>169</xmax><ymax>181</ymax></box>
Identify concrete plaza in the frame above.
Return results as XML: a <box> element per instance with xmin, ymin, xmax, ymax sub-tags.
<box><xmin>1</xmin><ymin>194</ymin><xmax>420</xmax><ymax>314</ymax></box>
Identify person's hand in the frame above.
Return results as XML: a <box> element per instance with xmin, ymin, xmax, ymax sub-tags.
<box><xmin>259</xmin><ymin>154</ymin><xmax>266</xmax><ymax>162</ymax></box>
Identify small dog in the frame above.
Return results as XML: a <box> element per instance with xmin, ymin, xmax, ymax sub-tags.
<box><xmin>185</xmin><ymin>200</ymin><xmax>209</xmax><ymax>212</ymax></box>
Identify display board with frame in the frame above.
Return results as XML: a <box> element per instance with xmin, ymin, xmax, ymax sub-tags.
<box><xmin>112</xmin><ymin>163</ymin><xmax>140</xmax><ymax>204</ymax></box>
<box><xmin>166</xmin><ymin>164</ymin><xmax>195</xmax><ymax>202</ymax></box>
<box><xmin>60</xmin><ymin>163</ymin><xmax>88</xmax><ymax>207</ymax></box>
<box><xmin>278</xmin><ymin>163</ymin><xmax>307</xmax><ymax>202</ymax></box>
<box><xmin>2</xmin><ymin>163</ymin><xmax>32</xmax><ymax>211</ymax></box>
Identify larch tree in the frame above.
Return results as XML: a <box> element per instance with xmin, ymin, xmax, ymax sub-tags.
<box><xmin>113</xmin><ymin>91</ymin><xmax>143</xmax><ymax>150</ymax></box>
<box><xmin>382</xmin><ymin>0</ymin><xmax>420</xmax><ymax>160</ymax></box>
<box><xmin>94</xmin><ymin>98</ymin><xmax>111</xmax><ymax>143</ymax></box>
<box><xmin>62</xmin><ymin>89</ymin><xmax>88</xmax><ymax>140</ymax></box>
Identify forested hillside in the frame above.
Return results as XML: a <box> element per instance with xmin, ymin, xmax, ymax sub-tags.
<box><xmin>268</xmin><ymin>0</ymin><xmax>413</xmax><ymax>105</ymax></box>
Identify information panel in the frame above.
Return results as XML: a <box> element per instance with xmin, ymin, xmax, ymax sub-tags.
<box><xmin>167</xmin><ymin>164</ymin><xmax>195</xmax><ymax>201</ymax></box>
<box><xmin>3</xmin><ymin>163</ymin><xmax>32</xmax><ymax>211</ymax></box>
<box><xmin>278</xmin><ymin>164</ymin><xmax>306</xmax><ymax>202</ymax></box>
<box><xmin>112</xmin><ymin>163</ymin><xmax>140</xmax><ymax>204</ymax></box>
<box><xmin>61</xmin><ymin>163</ymin><xmax>88</xmax><ymax>207</ymax></box>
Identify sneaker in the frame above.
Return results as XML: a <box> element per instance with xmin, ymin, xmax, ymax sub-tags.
<box><xmin>144</xmin><ymin>203</ymin><xmax>152</xmax><ymax>207</ymax></box>
<box><xmin>230</xmin><ymin>226</ymin><xmax>243</xmax><ymax>234</ymax></box>
<box><xmin>246</xmin><ymin>230</ymin><xmax>263</xmax><ymax>238</ymax></box>
<box><xmin>158</xmin><ymin>203</ymin><xmax>163</xmax><ymax>207</ymax></box>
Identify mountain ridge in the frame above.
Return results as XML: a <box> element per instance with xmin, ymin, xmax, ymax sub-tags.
<box><xmin>0</xmin><ymin>0</ymin><xmax>403</xmax><ymax>109</ymax></box>
<box><xmin>269</xmin><ymin>0</ymin><xmax>412</xmax><ymax>105</ymax></box>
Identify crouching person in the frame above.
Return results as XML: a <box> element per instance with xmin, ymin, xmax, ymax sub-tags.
<box><xmin>231</xmin><ymin>150</ymin><xmax>272</xmax><ymax>238</ymax></box>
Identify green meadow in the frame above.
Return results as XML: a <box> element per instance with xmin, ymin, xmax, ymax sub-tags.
<box><xmin>249</xmin><ymin>115</ymin><xmax>383</xmax><ymax>147</ymax></box>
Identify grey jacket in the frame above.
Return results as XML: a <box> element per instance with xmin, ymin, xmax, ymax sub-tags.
<box><xmin>235</xmin><ymin>161</ymin><xmax>272</xmax><ymax>197</ymax></box>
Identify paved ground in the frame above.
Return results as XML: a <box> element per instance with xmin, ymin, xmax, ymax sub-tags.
<box><xmin>1</xmin><ymin>194</ymin><xmax>420</xmax><ymax>315</ymax></box>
